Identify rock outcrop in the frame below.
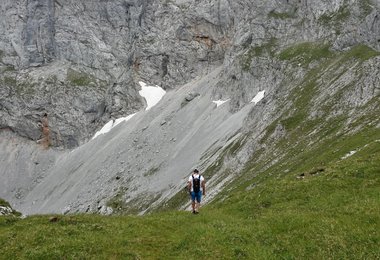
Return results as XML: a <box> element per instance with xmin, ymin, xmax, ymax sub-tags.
<box><xmin>0</xmin><ymin>198</ymin><xmax>20</xmax><ymax>216</ymax></box>
<box><xmin>0</xmin><ymin>205</ymin><xmax>13</xmax><ymax>216</ymax></box>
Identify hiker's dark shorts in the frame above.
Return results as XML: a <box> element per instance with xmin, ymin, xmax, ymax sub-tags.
<box><xmin>190</xmin><ymin>191</ymin><xmax>202</xmax><ymax>203</ymax></box>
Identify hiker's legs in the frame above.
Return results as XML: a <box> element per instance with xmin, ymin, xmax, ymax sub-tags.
<box><xmin>195</xmin><ymin>192</ymin><xmax>202</xmax><ymax>212</ymax></box>
<box><xmin>190</xmin><ymin>192</ymin><xmax>196</xmax><ymax>212</ymax></box>
<box><xmin>195</xmin><ymin>202</ymin><xmax>200</xmax><ymax>212</ymax></box>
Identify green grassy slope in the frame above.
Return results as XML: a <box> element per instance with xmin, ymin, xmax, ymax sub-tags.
<box><xmin>1</xmin><ymin>131</ymin><xmax>379</xmax><ymax>259</ymax></box>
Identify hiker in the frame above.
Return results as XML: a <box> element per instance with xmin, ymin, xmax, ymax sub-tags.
<box><xmin>187</xmin><ymin>169</ymin><xmax>205</xmax><ymax>214</ymax></box>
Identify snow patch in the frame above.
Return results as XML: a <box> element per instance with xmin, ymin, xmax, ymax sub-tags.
<box><xmin>113</xmin><ymin>113</ymin><xmax>137</xmax><ymax>127</ymax></box>
<box><xmin>251</xmin><ymin>90</ymin><xmax>265</xmax><ymax>104</ymax></box>
<box><xmin>139</xmin><ymin>81</ymin><xmax>166</xmax><ymax>110</ymax></box>
<box><xmin>92</xmin><ymin>82</ymin><xmax>165</xmax><ymax>140</ymax></box>
<box><xmin>92</xmin><ymin>113</ymin><xmax>136</xmax><ymax>139</ymax></box>
<box><xmin>92</xmin><ymin>81</ymin><xmax>166</xmax><ymax>139</ymax></box>
<box><xmin>212</xmin><ymin>99</ymin><xmax>230</xmax><ymax>107</ymax></box>
<box><xmin>93</xmin><ymin>120</ymin><xmax>114</xmax><ymax>139</ymax></box>
<box><xmin>341</xmin><ymin>150</ymin><xmax>357</xmax><ymax>160</ymax></box>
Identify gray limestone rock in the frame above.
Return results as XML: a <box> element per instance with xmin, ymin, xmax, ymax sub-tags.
<box><xmin>1</xmin><ymin>0</ymin><xmax>379</xmax><ymax>148</ymax></box>
<box><xmin>185</xmin><ymin>92</ymin><xmax>200</xmax><ymax>102</ymax></box>
<box><xmin>0</xmin><ymin>206</ymin><xmax>13</xmax><ymax>216</ymax></box>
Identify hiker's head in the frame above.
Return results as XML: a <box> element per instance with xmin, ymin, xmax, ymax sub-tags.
<box><xmin>193</xmin><ymin>169</ymin><xmax>199</xmax><ymax>174</ymax></box>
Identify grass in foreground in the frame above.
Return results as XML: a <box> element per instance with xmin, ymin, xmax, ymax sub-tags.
<box><xmin>0</xmin><ymin>139</ymin><xmax>379</xmax><ymax>259</ymax></box>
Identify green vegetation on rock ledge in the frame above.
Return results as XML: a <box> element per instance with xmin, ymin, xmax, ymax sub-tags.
<box><xmin>241</xmin><ymin>38</ymin><xmax>277</xmax><ymax>71</ymax></box>
<box><xmin>340</xmin><ymin>44</ymin><xmax>380</xmax><ymax>62</ymax></box>
<box><xmin>278</xmin><ymin>42</ymin><xmax>333</xmax><ymax>67</ymax></box>
<box><xmin>67</xmin><ymin>68</ymin><xmax>96</xmax><ymax>87</ymax></box>
<box><xmin>15</xmin><ymin>80</ymin><xmax>37</xmax><ymax>96</ymax></box>
<box><xmin>359</xmin><ymin>0</ymin><xmax>374</xmax><ymax>17</ymax></box>
<box><xmin>259</xmin><ymin>43</ymin><xmax>379</xmax><ymax>178</ymax></box>
<box><xmin>2</xmin><ymin>76</ymin><xmax>17</xmax><ymax>87</ymax></box>
<box><xmin>268</xmin><ymin>10</ymin><xmax>296</xmax><ymax>19</ymax></box>
<box><xmin>318</xmin><ymin>5</ymin><xmax>351</xmax><ymax>27</ymax></box>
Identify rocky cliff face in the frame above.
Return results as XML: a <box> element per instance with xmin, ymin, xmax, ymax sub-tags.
<box><xmin>0</xmin><ymin>0</ymin><xmax>236</xmax><ymax>148</ymax></box>
<box><xmin>0</xmin><ymin>0</ymin><xmax>379</xmax><ymax>215</ymax></box>
<box><xmin>1</xmin><ymin>0</ymin><xmax>379</xmax><ymax>146</ymax></box>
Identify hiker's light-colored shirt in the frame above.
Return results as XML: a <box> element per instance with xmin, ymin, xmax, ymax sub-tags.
<box><xmin>188</xmin><ymin>174</ymin><xmax>205</xmax><ymax>192</ymax></box>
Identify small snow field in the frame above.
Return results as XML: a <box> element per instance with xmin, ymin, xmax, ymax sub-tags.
<box><xmin>212</xmin><ymin>99</ymin><xmax>230</xmax><ymax>107</ymax></box>
<box><xmin>92</xmin><ymin>113</ymin><xmax>136</xmax><ymax>139</ymax></box>
<box><xmin>138</xmin><ymin>81</ymin><xmax>166</xmax><ymax>111</ymax></box>
<box><xmin>251</xmin><ymin>90</ymin><xmax>265</xmax><ymax>104</ymax></box>
<box><xmin>92</xmin><ymin>81</ymin><xmax>166</xmax><ymax>139</ymax></box>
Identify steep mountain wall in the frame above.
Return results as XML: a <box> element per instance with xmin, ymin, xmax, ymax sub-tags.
<box><xmin>0</xmin><ymin>0</ymin><xmax>379</xmax><ymax>214</ymax></box>
<box><xmin>1</xmin><ymin>0</ymin><xmax>235</xmax><ymax>148</ymax></box>
<box><xmin>1</xmin><ymin>0</ymin><xmax>379</xmax><ymax>146</ymax></box>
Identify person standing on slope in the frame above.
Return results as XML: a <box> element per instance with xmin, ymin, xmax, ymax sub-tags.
<box><xmin>187</xmin><ymin>169</ymin><xmax>205</xmax><ymax>214</ymax></box>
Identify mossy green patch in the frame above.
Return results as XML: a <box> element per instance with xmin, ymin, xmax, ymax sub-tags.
<box><xmin>15</xmin><ymin>80</ymin><xmax>37</xmax><ymax>96</ymax></box>
<box><xmin>259</xmin><ymin>120</ymin><xmax>279</xmax><ymax>144</ymax></box>
<box><xmin>359</xmin><ymin>0</ymin><xmax>374</xmax><ymax>17</ymax></box>
<box><xmin>339</xmin><ymin>44</ymin><xmax>380</xmax><ymax>62</ymax></box>
<box><xmin>2</xmin><ymin>65</ymin><xmax>15</xmax><ymax>72</ymax></box>
<box><xmin>3</xmin><ymin>76</ymin><xmax>17</xmax><ymax>87</ymax></box>
<box><xmin>67</xmin><ymin>68</ymin><xmax>95</xmax><ymax>87</ymax></box>
<box><xmin>241</xmin><ymin>38</ymin><xmax>277</xmax><ymax>71</ymax></box>
<box><xmin>268</xmin><ymin>10</ymin><xmax>296</xmax><ymax>19</ymax></box>
<box><xmin>0</xmin><ymin>75</ymin><xmax>37</xmax><ymax>97</ymax></box>
<box><xmin>318</xmin><ymin>6</ymin><xmax>351</xmax><ymax>27</ymax></box>
<box><xmin>203</xmin><ymin>158</ymin><xmax>223</xmax><ymax>180</ymax></box>
<box><xmin>278</xmin><ymin>42</ymin><xmax>333</xmax><ymax>67</ymax></box>
<box><xmin>106</xmin><ymin>187</ymin><xmax>129</xmax><ymax>213</ymax></box>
